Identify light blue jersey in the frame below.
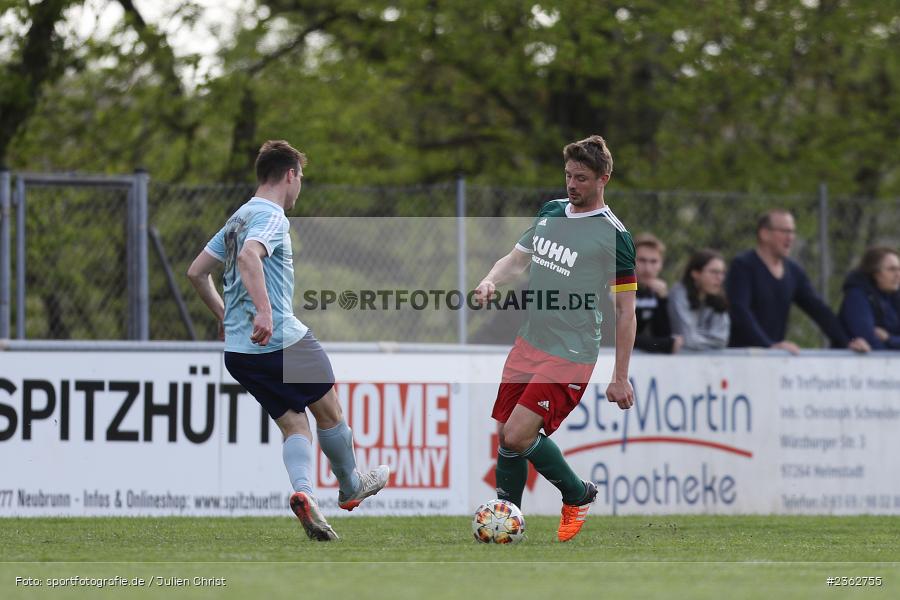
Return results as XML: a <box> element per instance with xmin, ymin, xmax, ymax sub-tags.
<box><xmin>205</xmin><ymin>197</ymin><xmax>308</xmax><ymax>353</ymax></box>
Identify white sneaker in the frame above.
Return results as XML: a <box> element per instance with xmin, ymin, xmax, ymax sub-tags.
<box><xmin>290</xmin><ymin>492</ymin><xmax>339</xmax><ymax>541</ymax></box>
<box><xmin>338</xmin><ymin>465</ymin><xmax>390</xmax><ymax>511</ymax></box>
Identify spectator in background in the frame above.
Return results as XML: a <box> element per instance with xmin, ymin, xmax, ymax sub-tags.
<box><xmin>839</xmin><ymin>247</ymin><xmax>900</xmax><ymax>350</ymax></box>
<box><xmin>726</xmin><ymin>209</ymin><xmax>870</xmax><ymax>354</ymax></box>
<box><xmin>668</xmin><ymin>249</ymin><xmax>730</xmax><ymax>351</ymax></box>
<box><xmin>634</xmin><ymin>233</ymin><xmax>682</xmax><ymax>353</ymax></box>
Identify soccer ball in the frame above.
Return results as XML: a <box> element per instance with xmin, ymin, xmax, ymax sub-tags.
<box><xmin>472</xmin><ymin>499</ymin><xmax>526</xmax><ymax>544</ymax></box>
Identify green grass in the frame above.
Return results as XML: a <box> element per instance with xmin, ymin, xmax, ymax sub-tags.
<box><xmin>2</xmin><ymin>516</ymin><xmax>899</xmax><ymax>599</ymax></box>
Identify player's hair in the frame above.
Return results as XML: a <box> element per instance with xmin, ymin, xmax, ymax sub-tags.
<box><xmin>682</xmin><ymin>248</ymin><xmax>728</xmax><ymax>313</ymax></box>
<box><xmin>634</xmin><ymin>232</ymin><xmax>666</xmax><ymax>255</ymax></box>
<box><xmin>756</xmin><ymin>209</ymin><xmax>793</xmax><ymax>236</ymax></box>
<box><xmin>858</xmin><ymin>246</ymin><xmax>900</xmax><ymax>279</ymax></box>
<box><xmin>563</xmin><ymin>135</ymin><xmax>613</xmax><ymax>177</ymax></box>
<box><xmin>255</xmin><ymin>140</ymin><xmax>307</xmax><ymax>184</ymax></box>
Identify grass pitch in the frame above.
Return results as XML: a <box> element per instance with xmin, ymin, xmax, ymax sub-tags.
<box><xmin>2</xmin><ymin>515</ymin><xmax>898</xmax><ymax>599</ymax></box>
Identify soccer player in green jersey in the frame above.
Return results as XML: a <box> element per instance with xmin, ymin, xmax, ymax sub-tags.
<box><xmin>474</xmin><ymin>135</ymin><xmax>637</xmax><ymax>541</ymax></box>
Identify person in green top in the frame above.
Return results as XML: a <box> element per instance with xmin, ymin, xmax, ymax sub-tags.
<box><xmin>474</xmin><ymin>135</ymin><xmax>637</xmax><ymax>542</ymax></box>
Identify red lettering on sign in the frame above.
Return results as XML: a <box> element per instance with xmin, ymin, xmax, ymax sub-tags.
<box><xmin>317</xmin><ymin>383</ymin><xmax>451</xmax><ymax>489</ymax></box>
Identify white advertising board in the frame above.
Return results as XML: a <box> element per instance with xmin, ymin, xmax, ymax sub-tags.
<box><xmin>1</xmin><ymin>350</ymin><xmax>898</xmax><ymax>516</ymax></box>
<box><xmin>0</xmin><ymin>350</ymin><xmax>472</xmax><ymax>517</ymax></box>
<box><xmin>468</xmin><ymin>354</ymin><xmax>900</xmax><ymax>515</ymax></box>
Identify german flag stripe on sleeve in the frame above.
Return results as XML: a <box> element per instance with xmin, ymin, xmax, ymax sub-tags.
<box><xmin>611</xmin><ymin>273</ymin><xmax>638</xmax><ymax>293</ymax></box>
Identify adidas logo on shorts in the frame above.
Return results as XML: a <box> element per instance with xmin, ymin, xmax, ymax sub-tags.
<box><xmin>538</xmin><ymin>400</ymin><xmax>550</xmax><ymax>411</ymax></box>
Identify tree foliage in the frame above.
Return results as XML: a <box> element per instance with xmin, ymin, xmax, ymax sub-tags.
<box><xmin>2</xmin><ymin>0</ymin><xmax>899</xmax><ymax>343</ymax></box>
<box><xmin>1</xmin><ymin>0</ymin><xmax>898</xmax><ymax>195</ymax></box>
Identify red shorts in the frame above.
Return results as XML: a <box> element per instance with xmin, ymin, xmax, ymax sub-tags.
<box><xmin>491</xmin><ymin>336</ymin><xmax>595</xmax><ymax>436</ymax></box>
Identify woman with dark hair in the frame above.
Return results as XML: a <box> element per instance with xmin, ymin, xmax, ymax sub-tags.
<box><xmin>667</xmin><ymin>249</ymin><xmax>730</xmax><ymax>350</ymax></box>
<box><xmin>839</xmin><ymin>247</ymin><xmax>900</xmax><ymax>350</ymax></box>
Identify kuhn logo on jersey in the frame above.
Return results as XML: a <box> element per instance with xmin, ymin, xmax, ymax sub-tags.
<box><xmin>317</xmin><ymin>383</ymin><xmax>450</xmax><ymax>489</ymax></box>
<box><xmin>531</xmin><ymin>236</ymin><xmax>578</xmax><ymax>268</ymax></box>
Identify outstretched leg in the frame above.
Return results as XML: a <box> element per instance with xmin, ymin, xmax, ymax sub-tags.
<box><xmin>308</xmin><ymin>387</ymin><xmax>389</xmax><ymax>511</ymax></box>
<box><xmin>502</xmin><ymin>405</ymin><xmax>587</xmax><ymax>504</ymax></box>
<box><xmin>502</xmin><ymin>404</ymin><xmax>596</xmax><ymax>542</ymax></box>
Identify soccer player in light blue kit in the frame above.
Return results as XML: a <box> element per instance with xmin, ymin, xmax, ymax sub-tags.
<box><xmin>187</xmin><ymin>140</ymin><xmax>389</xmax><ymax>541</ymax></box>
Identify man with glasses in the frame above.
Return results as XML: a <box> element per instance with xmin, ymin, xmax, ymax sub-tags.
<box><xmin>725</xmin><ymin>209</ymin><xmax>870</xmax><ymax>353</ymax></box>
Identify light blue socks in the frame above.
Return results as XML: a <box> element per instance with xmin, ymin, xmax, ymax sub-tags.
<box><xmin>317</xmin><ymin>422</ymin><xmax>361</xmax><ymax>497</ymax></box>
<box><xmin>282</xmin><ymin>433</ymin><xmax>314</xmax><ymax>495</ymax></box>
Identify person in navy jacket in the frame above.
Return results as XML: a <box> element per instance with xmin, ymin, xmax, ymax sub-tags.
<box><xmin>839</xmin><ymin>247</ymin><xmax>900</xmax><ymax>350</ymax></box>
<box><xmin>726</xmin><ymin>209</ymin><xmax>870</xmax><ymax>354</ymax></box>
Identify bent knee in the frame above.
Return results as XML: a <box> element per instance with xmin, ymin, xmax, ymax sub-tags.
<box><xmin>308</xmin><ymin>388</ymin><xmax>343</xmax><ymax>429</ymax></box>
<box><xmin>314</xmin><ymin>415</ymin><xmax>341</xmax><ymax>430</ymax></box>
<box><xmin>500</xmin><ymin>425</ymin><xmax>537</xmax><ymax>454</ymax></box>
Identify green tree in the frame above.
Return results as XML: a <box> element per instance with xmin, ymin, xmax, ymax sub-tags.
<box><xmin>0</xmin><ymin>0</ymin><xmax>77</xmax><ymax>166</ymax></box>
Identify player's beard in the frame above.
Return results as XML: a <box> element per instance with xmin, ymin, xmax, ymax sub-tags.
<box><xmin>569</xmin><ymin>189</ymin><xmax>596</xmax><ymax>207</ymax></box>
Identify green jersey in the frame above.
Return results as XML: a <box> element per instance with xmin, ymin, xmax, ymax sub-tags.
<box><xmin>513</xmin><ymin>199</ymin><xmax>637</xmax><ymax>363</ymax></box>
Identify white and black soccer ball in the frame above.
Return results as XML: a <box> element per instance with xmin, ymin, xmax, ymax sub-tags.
<box><xmin>472</xmin><ymin>499</ymin><xmax>526</xmax><ymax>544</ymax></box>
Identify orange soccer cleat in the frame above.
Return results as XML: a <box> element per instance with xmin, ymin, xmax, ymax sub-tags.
<box><xmin>557</xmin><ymin>481</ymin><xmax>597</xmax><ymax>542</ymax></box>
<box><xmin>290</xmin><ymin>492</ymin><xmax>338</xmax><ymax>541</ymax></box>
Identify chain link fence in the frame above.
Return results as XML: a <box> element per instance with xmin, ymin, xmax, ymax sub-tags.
<box><xmin>147</xmin><ymin>182</ymin><xmax>253</xmax><ymax>341</ymax></box>
<box><xmin>2</xmin><ymin>174</ymin><xmax>898</xmax><ymax>346</ymax></box>
<box><xmin>26</xmin><ymin>185</ymin><xmax>130</xmax><ymax>338</ymax></box>
<box><xmin>146</xmin><ymin>182</ymin><xmax>462</xmax><ymax>342</ymax></box>
<box><xmin>0</xmin><ymin>173</ymin><xmax>147</xmax><ymax>340</ymax></box>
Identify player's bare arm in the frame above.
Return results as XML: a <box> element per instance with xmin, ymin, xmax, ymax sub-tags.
<box><xmin>237</xmin><ymin>240</ymin><xmax>274</xmax><ymax>346</ymax></box>
<box><xmin>187</xmin><ymin>250</ymin><xmax>225</xmax><ymax>337</ymax></box>
<box><xmin>474</xmin><ymin>247</ymin><xmax>532</xmax><ymax>305</ymax></box>
<box><xmin>607</xmin><ymin>289</ymin><xmax>636</xmax><ymax>410</ymax></box>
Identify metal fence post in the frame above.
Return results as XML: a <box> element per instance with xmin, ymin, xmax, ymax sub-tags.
<box><xmin>126</xmin><ymin>179</ymin><xmax>136</xmax><ymax>339</ymax></box>
<box><xmin>15</xmin><ymin>176</ymin><xmax>25</xmax><ymax>339</ymax></box>
<box><xmin>135</xmin><ymin>169</ymin><xmax>150</xmax><ymax>340</ymax></box>
<box><xmin>818</xmin><ymin>182</ymin><xmax>830</xmax><ymax>302</ymax></box>
<box><xmin>456</xmin><ymin>176</ymin><xmax>467</xmax><ymax>344</ymax></box>
<box><xmin>0</xmin><ymin>168</ymin><xmax>9</xmax><ymax>339</ymax></box>
<box><xmin>16</xmin><ymin>172</ymin><xmax>141</xmax><ymax>340</ymax></box>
